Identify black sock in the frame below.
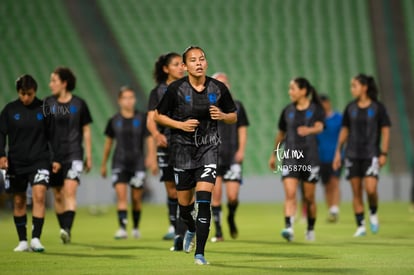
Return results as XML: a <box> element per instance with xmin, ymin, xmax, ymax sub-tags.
<box><xmin>56</xmin><ymin>213</ymin><xmax>65</xmax><ymax>229</ymax></box>
<box><xmin>355</xmin><ymin>212</ymin><xmax>365</xmax><ymax>227</ymax></box>
<box><xmin>227</xmin><ymin>201</ymin><xmax>239</xmax><ymax>219</ymax></box>
<box><xmin>32</xmin><ymin>216</ymin><xmax>44</xmax><ymax>239</ymax></box>
<box><xmin>195</xmin><ymin>191</ymin><xmax>211</xmax><ymax>256</ymax></box>
<box><xmin>167</xmin><ymin>197</ymin><xmax>178</xmax><ymax>230</ymax></box>
<box><xmin>307</xmin><ymin>217</ymin><xmax>316</xmax><ymax>231</ymax></box>
<box><xmin>132</xmin><ymin>210</ymin><xmax>141</xmax><ymax>229</ymax></box>
<box><xmin>64</xmin><ymin>211</ymin><xmax>75</xmax><ymax>232</ymax></box>
<box><xmin>14</xmin><ymin>215</ymin><xmax>27</xmax><ymax>241</ymax></box>
<box><xmin>369</xmin><ymin>205</ymin><xmax>378</xmax><ymax>215</ymax></box>
<box><xmin>175</xmin><ymin>217</ymin><xmax>188</xmax><ymax>238</ymax></box>
<box><xmin>179</xmin><ymin>203</ymin><xmax>195</xmax><ymax>232</ymax></box>
<box><xmin>212</xmin><ymin>205</ymin><xmax>222</xmax><ymax>237</ymax></box>
<box><xmin>285</xmin><ymin>216</ymin><xmax>293</xmax><ymax>228</ymax></box>
<box><xmin>118</xmin><ymin>210</ymin><xmax>127</xmax><ymax>229</ymax></box>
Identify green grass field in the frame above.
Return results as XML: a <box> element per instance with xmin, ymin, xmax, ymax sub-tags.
<box><xmin>0</xmin><ymin>202</ymin><xmax>413</xmax><ymax>274</ymax></box>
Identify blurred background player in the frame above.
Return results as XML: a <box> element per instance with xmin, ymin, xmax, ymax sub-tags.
<box><xmin>147</xmin><ymin>52</ymin><xmax>186</xmax><ymax>244</ymax></box>
<box><xmin>0</xmin><ymin>75</ymin><xmax>60</xmax><ymax>252</ymax></box>
<box><xmin>46</xmin><ymin>67</ymin><xmax>93</xmax><ymax>244</ymax></box>
<box><xmin>317</xmin><ymin>94</ymin><xmax>342</xmax><ymax>222</ymax></box>
<box><xmin>333</xmin><ymin>74</ymin><xmax>391</xmax><ymax>237</ymax></box>
<box><xmin>269</xmin><ymin>77</ymin><xmax>324</xmax><ymax>242</ymax></box>
<box><xmin>155</xmin><ymin>46</ymin><xmax>237</xmax><ymax>265</ymax></box>
<box><xmin>101</xmin><ymin>86</ymin><xmax>157</xmax><ymax>239</ymax></box>
<box><xmin>210</xmin><ymin>72</ymin><xmax>249</xmax><ymax>242</ymax></box>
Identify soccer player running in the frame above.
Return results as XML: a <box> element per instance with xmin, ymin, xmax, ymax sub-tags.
<box><xmin>317</xmin><ymin>95</ymin><xmax>342</xmax><ymax>222</ymax></box>
<box><xmin>155</xmin><ymin>46</ymin><xmax>237</xmax><ymax>265</ymax></box>
<box><xmin>333</xmin><ymin>74</ymin><xmax>390</xmax><ymax>237</ymax></box>
<box><xmin>46</xmin><ymin>67</ymin><xmax>93</xmax><ymax>244</ymax></box>
<box><xmin>269</xmin><ymin>77</ymin><xmax>325</xmax><ymax>242</ymax></box>
<box><xmin>210</xmin><ymin>72</ymin><xmax>249</xmax><ymax>242</ymax></box>
<box><xmin>0</xmin><ymin>75</ymin><xmax>60</xmax><ymax>252</ymax></box>
<box><xmin>147</xmin><ymin>52</ymin><xmax>186</xmax><ymax>244</ymax></box>
<box><xmin>101</xmin><ymin>86</ymin><xmax>157</xmax><ymax>239</ymax></box>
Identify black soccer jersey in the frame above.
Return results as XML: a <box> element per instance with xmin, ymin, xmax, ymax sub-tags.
<box><xmin>104</xmin><ymin>111</ymin><xmax>149</xmax><ymax>172</ymax></box>
<box><xmin>342</xmin><ymin>100</ymin><xmax>391</xmax><ymax>159</ymax></box>
<box><xmin>0</xmin><ymin>98</ymin><xmax>50</xmax><ymax>174</ymax></box>
<box><xmin>148</xmin><ymin>83</ymin><xmax>171</xmax><ymax>153</ymax></box>
<box><xmin>156</xmin><ymin>76</ymin><xmax>237</xmax><ymax>169</ymax></box>
<box><xmin>218</xmin><ymin>100</ymin><xmax>249</xmax><ymax>166</ymax></box>
<box><xmin>45</xmin><ymin>95</ymin><xmax>93</xmax><ymax>164</ymax></box>
<box><xmin>278</xmin><ymin>102</ymin><xmax>325</xmax><ymax>166</ymax></box>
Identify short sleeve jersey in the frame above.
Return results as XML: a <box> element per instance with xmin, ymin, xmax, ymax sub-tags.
<box><xmin>342</xmin><ymin>100</ymin><xmax>391</xmax><ymax>159</ymax></box>
<box><xmin>148</xmin><ymin>83</ymin><xmax>170</xmax><ymax>153</ymax></box>
<box><xmin>104</xmin><ymin>111</ymin><xmax>148</xmax><ymax>172</ymax></box>
<box><xmin>218</xmin><ymin>100</ymin><xmax>249</xmax><ymax>166</ymax></box>
<box><xmin>156</xmin><ymin>76</ymin><xmax>237</xmax><ymax>169</ymax></box>
<box><xmin>316</xmin><ymin>111</ymin><xmax>342</xmax><ymax>163</ymax></box>
<box><xmin>0</xmin><ymin>98</ymin><xmax>50</xmax><ymax>174</ymax></box>
<box><xmin>45</xmin><ymin>95</ymin><xmax>93</xmax><ymax>164</ymax></box>
<box><xmin>278</xmin><ymin>102</ymin><xmax>325</xmax><ymax>166</ymax></box>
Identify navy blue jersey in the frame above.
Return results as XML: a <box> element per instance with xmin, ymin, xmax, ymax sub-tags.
<box><xmin>105</xmin><ymin>111</ymin><xmax>148</xmax><ymax>172</ymax></box>
<box><xmin>45</xmin><ymin>95</ymin><xmax>93</xmax><ymax>164</ymax></box>
<box><xmin>218</xmin><ymin>100</ymin><xmax>249</xmax><ymax>166</ymax></box>
<box><xmin>278</xmin><ymin>102</ymin><xmax>325</xmax><ymax>166</ymax></box>
<box><xmin>342</xmin><ymin>100</ymin><xmax>391</xmax><ymax>159</ymax></box>
<box><xmin>0</xmin><ymin>98</ymin><xmax>51</xmax><ymax>174</ymax></box>
<box><xmin>156</xmin><ymin>76</ymin><xmax>236</xmax><ymax>169</ymax></box>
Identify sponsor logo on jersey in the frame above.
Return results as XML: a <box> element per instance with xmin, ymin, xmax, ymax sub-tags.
<box><xmin>36</xmin><ymin>112</ymin><xmax>44</xmax><ymax>120</ymax></box>
<box><xmin>14</xmin><ymin>113</ymin><xmax>21</xmax><ymax>120</ymax></box>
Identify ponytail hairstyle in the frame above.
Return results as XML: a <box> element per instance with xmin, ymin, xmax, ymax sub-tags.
<box><xmin>292</xmin><ymin>77</ymin><xmax>322</xmax><ymax>106</ymax></box>
<box><xmin>153</xmin><ymin>52</ymin><xmax>181</xmax><ymax>84</ymax></box>
<box><xmin>354</xmin><ymin>73</ymin><xmax>378</xmax><ymax>101</ymax></box>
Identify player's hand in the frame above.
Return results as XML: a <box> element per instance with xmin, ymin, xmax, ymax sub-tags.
<box><xmin>84</xmin><ymin>157</ymin><xmax>92</xmax><ymax>173</ymax></box>
<box><xmin>297</xmin><ymin>126</ymin><xmax>312</xmax><ymax>137</ymax></box>
<box><xmin>378</xmin><ymin>154</ymin><xmax>387</xmax><ymax>167</ymax></box>
<box><xmin>154</xmin><ymin>133</ymin><xmax>168</xmax><ymax>148</ymax></box>
<box><xmin>234</xmin><ymin>150</ymin><xmax>244</xmax><ymax>163</ymax></box>
<box><xmin>209</xmin><ymin>106</ymin><xmax>224</xmax><ymax>120</ymax></box>
<box><xmin>100</xmin><ymin>164</ymin><xmax>107</xmax><ymax>178</ymax></box>
<box><xmin>269</xmin><ymin>153</ymin><xmax>276</xmax><ymax>171</ymax></box>
<box><xmin>180</xmin><ymin>119</ymin><xmax>199</xmax><ymax>132</ymax></box>
<box><xmin>52</xmin><ymin>162</ymin><xmax>61</xmax><ymax>173</ymax></box>
<box><xmin>0</xmin><ymin>157</ymin><xmax>8</xmax><ymax>170</ymax></box>
<box><xmin>332</xmin><ymin>151</ymin><xmax>342</xmax><ymax>171</ymax></box>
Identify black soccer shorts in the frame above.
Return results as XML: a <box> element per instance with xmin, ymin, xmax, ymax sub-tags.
<box><xmin>174</xmin><ymin>164</ymin><xmax>216</xmax><ymax>191</ymax></box>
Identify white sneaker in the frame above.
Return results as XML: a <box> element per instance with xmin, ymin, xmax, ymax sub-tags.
<box><xmin>60</xmin><ymin>229</ymin><xmax>71</xmax><ymax>244</ymax></box>
<box><xmin>114</xmin><ymin>228</ymin><xmax>128</xmax><ymax>239</ymax></box>
<box><xmin>305</xmin><ymin>230</ymin><xmax>315</xmax><ymax>241</ymax></box>
<box><xmin>131</xmin><ymin>229</ymin><xmax>141</xmax><ymax>239</ymax></box>
<box><xmin>353</xmin><ymin>226</ymin><xmax>367</xmax><ymax>237</ymax></box>
<box><xmin>14</xmin><ymin>241</ymin><xmax>29</xmax><ymax>252</ymax></box>
<box><xmin>281</xmin><ymin>227</ymin><xmax>294</xmax><ymax>242</ymax></box>
<box><xmin>370</xmin><ymin>215</ymin><xmax>379</xmax><ymax>234</ymax></box>
<box><xmin>30</xmin><ymin>238</ymin><xmax>45</xmax><ymax>252</ymax></box>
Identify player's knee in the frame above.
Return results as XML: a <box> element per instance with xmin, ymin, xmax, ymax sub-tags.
<box><xmin>179</xmin><ymin>203</ymin><xmax>195</xmax><ymax>221</ymax></box>
<box><xmin>14</xmin><ymin>195</ymin><xmax>26</xmax><ymax>209</ymax></box>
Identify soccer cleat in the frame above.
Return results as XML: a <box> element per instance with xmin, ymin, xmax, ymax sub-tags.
<box><xmin>353</xmin><ymin>226</ymin><xmax>367</xmax><ymax>237</ymax></box>
<box><xmin>227</xmin><ymin>216</ymin><xmax>238</xmax><ymax>239</ymax></box>
<box><xmin>183</xmin><ymin>230</ymin><xmax>195</xmax><ymax>253</ymax></box>
<box><xmin>60</xmin><ymin>229</ymin><xmax>71</xmax><ymax>244</ymax></box>
<box><xmin>114</xmin><ymin>228</ymin><xmax>128</xmax><ymax>239</ymax></box>
<box><xmin>170</xmin><ymin>235</ymin><xmax>183</xmax><ymax>251</ymax></box>
<box><xmin>30</xmin><ymin>238</ymin><xmax>45</xmax><ymax>252</ymax></box>
<box><xmin>210</xmin><ymin>236</ymin><xmax>224</xmax><ymax>243</ymax></box>
<box><xmin>163</xmin><ymin>225</ymin><xmax>175</xmax><ymax>240</ymax></box>
<box><xmin>281</xmin><ymin>227</ymin><xmax>294</xmax><ymax>242</ymax></box>
<box><xmin>305</xmin><ymin>230</ymin><xmax>315</xmax><ymax>241</ymax></box>
<box><xmin>194</xmin><ymin>254</ymin><xmax>210</xmax><ymax>265</ymax></box>
<box><xmin>131</xmin><ymin>229</ymin><xmax>141</xmax><ymax>239</ymax></box>
<box><xmin>370</xmin><ymin>215</ymin><xmax>379</xmax><ymax>234</ymax></box>
<box><xmin>13</xmin><ymin>241</ymin><xmax>29</xmax><ymax>252</ymax></box>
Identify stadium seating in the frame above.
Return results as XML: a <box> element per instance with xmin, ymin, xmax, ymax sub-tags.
<box><xmin>98</xmin><ymin>0</ymin><xmax>377</xmax><ymax>174</ymax></box>
<box><xmin>0</xmin><ymin>0</ymin><xmax>116</xmax><ymax>171</ymax></box>
<box><xmin>403</xmin><ymin>0</ymin><xmax>414</xmax><ymax>74</ymax></box>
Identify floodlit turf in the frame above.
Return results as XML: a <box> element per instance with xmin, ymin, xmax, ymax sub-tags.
<box><xmin>0</xmin><ymin>202</ymin><xmax>413</xmax><ymax>274</ymax></box>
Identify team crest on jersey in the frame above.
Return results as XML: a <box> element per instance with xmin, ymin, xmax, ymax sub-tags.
<box><xmin>208</xmin><ymin>93</ymin><xmax>217</xmax><ymax>104</ymax></box>
<box><xmin>351</xmin><ymin>109</ymin><xmax>357</xmax><ymax>118</ymax></box>
<box><xmin>288</xmin><ymin>112</ymin><xmax>294</xmax><ymax>120</ymax></box>
<box><xmin>133</xmin><ymin>118</ymin><xmax>141</xmax><ymax>128</ymax></box>
<box><xmin>306</xmin><ymin>110</ymin><xmax>313</xmax><ymax>119</ymax></box>
<box><xmin>116</xmin><ymin>119</ymin><xmax>123</xmax><ymax>128</ymax></box>
<box><xmin>185</xmin><ymin>95</ymin><xmax>191</xmax><ymax>102</ymax></box>
<box><xmin>36</xmin><ymin>112</ymin><xmax>44</xmax><ymax>121</ymax></box>
<box><xmin>69</xmin><ymin>105</ymin><xmax>78</xmax><ymax>114</ymax></box>
<box><xmin>14</xmin><ymin>113</ymin><xmax>21</xmax><ymax>120</ymax></box>
<box><xmin>367</xmin><ymin>108</ymin><xmax>375</xmax><ymax>118</ymax></box>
